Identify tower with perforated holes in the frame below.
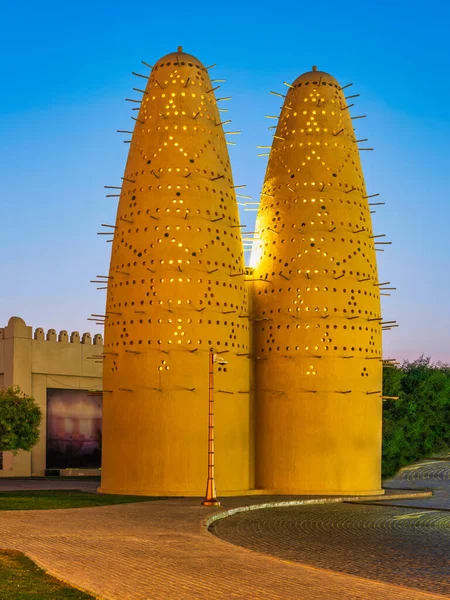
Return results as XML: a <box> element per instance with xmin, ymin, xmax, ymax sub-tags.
<box><xmin>99</xmin><ymin>52</ymin><xmax>387</xmax><ymax>498</ymax></box>
<box><xmin>99</xmin><ymin>48</ymin><xmax>252</xmax><ymax>496</ymax></box>
<box><xmin>250</xmin><ymin>66</ymin><xmax>384</xmax><ymax>495</ymax></box>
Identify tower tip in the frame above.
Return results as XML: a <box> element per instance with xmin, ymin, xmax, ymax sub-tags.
<box><xmin>178</xmin><ymin>45</ymin><xmax>183</xmax><ymax>52</ymax></box>
<box><xmin>312</xmin><ymin>65</ymin><xmax>317</xmax><ymax>71</ymax></box>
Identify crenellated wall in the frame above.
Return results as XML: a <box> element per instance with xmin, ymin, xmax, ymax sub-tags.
<box><xmin>0</xmin><ymin>316</ymin><xmax>103</xmax><ymax>477</ymax></box>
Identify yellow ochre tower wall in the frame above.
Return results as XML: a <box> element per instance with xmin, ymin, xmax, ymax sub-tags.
<box><xmin>100</xmin><ymin>49</ymin><xmax>252</xmax><ymax>496</ymax></box>
<box><xmin>250</xmin><ymin>68</ymin><xmax>383</xmax><ymax>495</ymax></box>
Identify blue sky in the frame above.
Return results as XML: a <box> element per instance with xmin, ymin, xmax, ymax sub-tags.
<box><xmin>1</xmin><ymin>0</ymin><xmax>449</xmax><ymax>362</ymax></box>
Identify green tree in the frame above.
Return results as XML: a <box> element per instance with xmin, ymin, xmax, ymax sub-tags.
<box><xmin>382</xmin><ymin>356</ymin><xmax>450</xmax><ymax>478</ymax></box>
<box><xmin>0</xmin><ymin>386</ymin><xmax>42</xmax><ymax>453</ymax></box>
<box><xmin>382</xmin><ymin>363</ymin><xmax>407</xmax><ymax>477</ymax></box>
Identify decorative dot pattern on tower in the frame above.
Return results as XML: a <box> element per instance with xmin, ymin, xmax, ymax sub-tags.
<box><xmin>250</xmin><ymin>68</ymin><xmax>383</xmax><ymax>495</ymax></box>
<box><xmin>100</xmin><ymin>49</ymin><xmax>251</xmax><ymax>496</ymax></box>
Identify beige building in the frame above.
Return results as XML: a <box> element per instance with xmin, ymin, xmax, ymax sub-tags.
<box><xmin>0</xmin><ymin>317</ymin><xmax>103</xmax><ymax>477</ymax></box>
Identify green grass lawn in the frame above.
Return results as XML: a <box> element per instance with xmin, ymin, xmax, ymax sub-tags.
<box><xmin>0</xmin><ymin>550</ymin><xmax>94</xmax><ymax>599</ymax></box>
<box><xmin>0</xmin><ymin>490</ymin><xmax>169</xmax><ymax>511</ymax></box>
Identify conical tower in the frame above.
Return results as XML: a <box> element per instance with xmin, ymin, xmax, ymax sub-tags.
<box><xmin>250</xmin><ymin>67</ymin><xmax>383</xmax><ymax>495</ymax></box>
<box><xmin>100</xmin><ymin>49</ymin><xmax>252</xmax><ymax>496</ymax></box>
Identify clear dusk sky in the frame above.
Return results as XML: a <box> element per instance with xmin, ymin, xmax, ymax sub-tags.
<box><xmin>1</xmin><ymin>0</ymin><xmax>449</xmax><ymax>363</ymax></box>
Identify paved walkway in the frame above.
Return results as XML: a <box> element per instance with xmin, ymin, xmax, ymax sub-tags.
<box><xmin>211</xmin><ymin>460</ymin><xmax>450</xmax><ymax>597</ymax></box>
<box><xmin>380</xmin><ymin>456</ymin><xmax>450</xmax><ymax>511</ymax></box>
<box><xmin>0</xmin><ymin>466</ymin><xmax>446</xmax><ymax>599</ymax></box>
<box><xmin>0</xmin><ymin>479</ymin><xmax>98</xmax><ymax>492</ymax></box>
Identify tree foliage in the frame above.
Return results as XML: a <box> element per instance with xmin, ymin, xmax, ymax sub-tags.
<box><xmin>0</xmin><ymin>386</ymin><xmax>42</xmax><ymax>454</ymax></box>
<box><xmin>382</xmin><ymin>356</ymin><xmax>450</xmax><ymax>478</ymax></box>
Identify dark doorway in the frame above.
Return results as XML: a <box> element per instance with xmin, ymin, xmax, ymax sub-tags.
<box><xmin>46</xmin><ymin>389</ymin><xmax>102</xmax><ymax>469</ymax></box>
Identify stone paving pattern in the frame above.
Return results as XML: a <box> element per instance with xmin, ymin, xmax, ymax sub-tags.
<box><xmin>380</xmin><ymin>457</ymin><xmax>450</xmax><ymax>510</ymax></box>
<box><xmin>0</xmin><ymin>462</ymin><xmax>447</xmax><ymax>599</ymax></box>
<box><xmin>211</xmin><ymin>460</ymin><xmax>450</xmax><ymax>597</ymax></box>
<box><xmin>0</xmin><ymin>479</ymin><xmax>99</xmax><ymax>492</ymax></box>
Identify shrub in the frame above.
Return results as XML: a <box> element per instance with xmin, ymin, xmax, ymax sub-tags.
<box><xmin>0</xmin><ymin>386</ymin><xmax>42</xmax><ymax>453</ymax></box>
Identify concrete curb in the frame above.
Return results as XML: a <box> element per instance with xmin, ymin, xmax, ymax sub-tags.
<box><xmin>204</xmin><ymin>490</ymin><xmax>434</xmax><ymax>529</ymax></box>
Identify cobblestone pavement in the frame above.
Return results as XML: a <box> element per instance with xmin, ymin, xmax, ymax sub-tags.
<box><xmin>0</xmin><ymin>497</ymin><xmax>446</xmax><ymax>600</ymax></box>
<box><xmin>211</xmin><ymin>460</ymin><xmax>450</xmax><ymax>597</ymax></box>
<box><xmin>0</xmin><ymin>466</ymin><xmax>445</xmax><ymax>600</ymax></box>
<box><xmin>380</xmin><ymin>458</ymin><xmax>450</xmax><ymax>510</ymax></box>
<box><xmin>0</xmin><ymin>479</ymin><xmax>99</xmax><ymax>492</ymax></box>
